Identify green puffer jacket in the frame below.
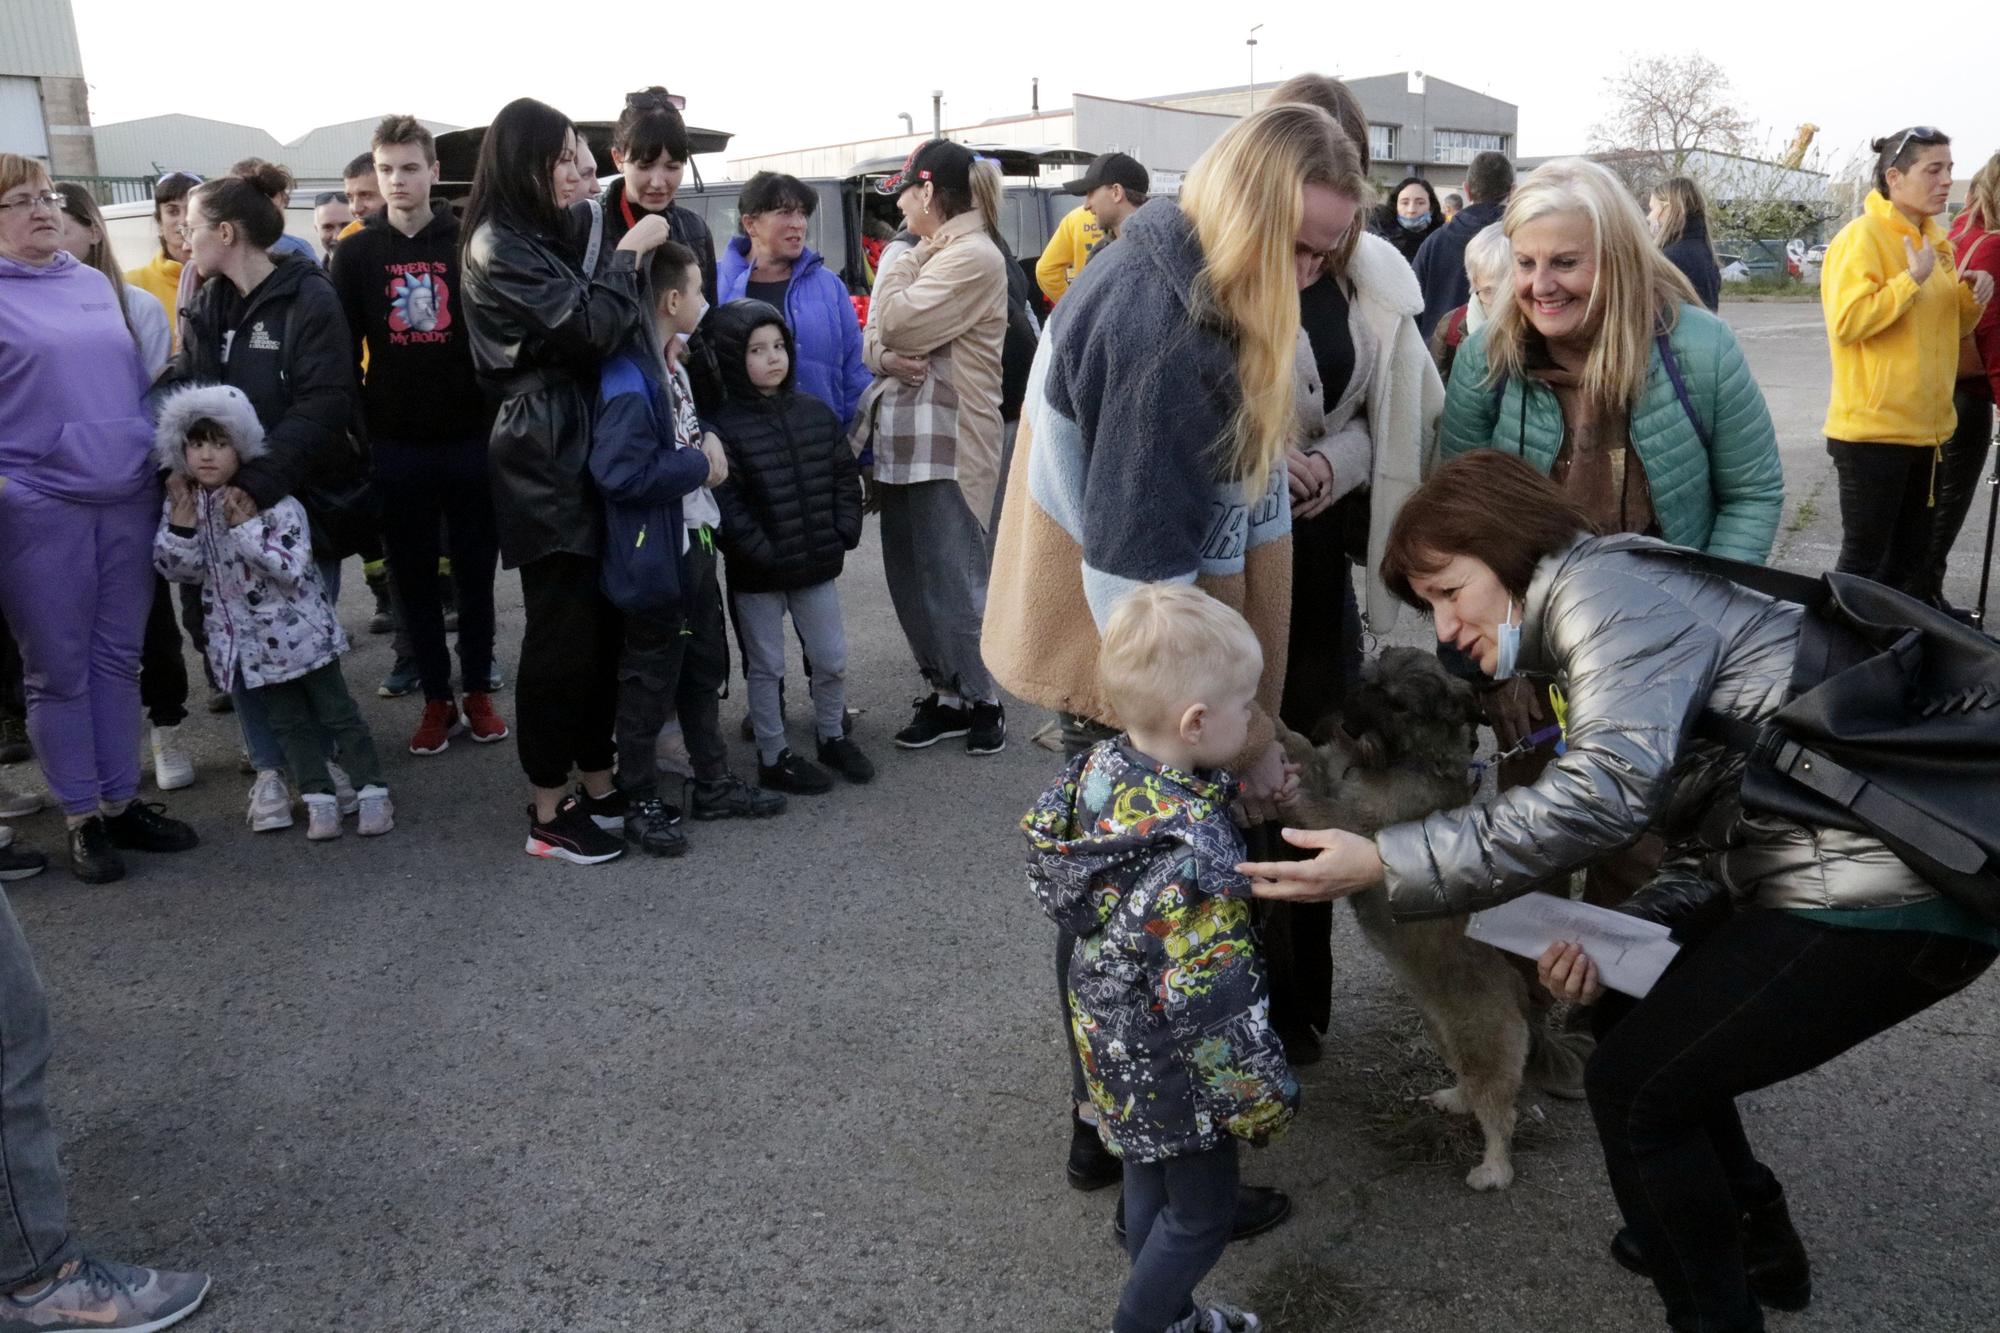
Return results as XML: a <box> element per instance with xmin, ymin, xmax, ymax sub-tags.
<box><xmin>1438</xmin><ymin>304</ymin><xmax>1784</xmax><ymax>563</ymax></box>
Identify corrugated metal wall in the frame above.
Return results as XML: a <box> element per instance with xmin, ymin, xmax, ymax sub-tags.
<box><xmin>0</xmin><ymin>1</ymin><xmax>85</xmax><ymax>78</ymax></box>
<box><xmin>92</xmin><ymin>115</ymin><xmax>287</xmax><ymax>179</ymax></box>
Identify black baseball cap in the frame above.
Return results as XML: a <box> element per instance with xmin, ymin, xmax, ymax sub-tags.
<box><xmin>1060</xmin><ymin>152</ymin><xmax>1149</xmax><ymax>197</ymax></box>
<box><xmin>877</xmin><ymin>140</ymin><xmax>975</xmax><ymax>196</ymax></box>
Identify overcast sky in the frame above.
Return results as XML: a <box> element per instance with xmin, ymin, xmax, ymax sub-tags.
<box><xmin>72</xmin><ymin>0</ymin><xmax>1997</xmax><ymax>183</ymax></box>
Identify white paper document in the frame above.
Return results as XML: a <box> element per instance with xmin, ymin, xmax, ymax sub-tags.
<box><xmin>1466</xmin><ymin>894</ymin><xmax>1682</xmax><ymax>998</ymax></box>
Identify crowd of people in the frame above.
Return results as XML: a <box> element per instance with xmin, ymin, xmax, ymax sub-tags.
<box><xmin>0</xmin><ymin>71</ymin><xmax>1996</xmax><ymax>1332</ymax></box>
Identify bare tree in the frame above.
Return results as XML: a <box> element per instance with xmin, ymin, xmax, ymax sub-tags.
<box><xmin>1591</xmin><ymin>54</ymin><xmax>1754</xmax><ymax>179</ymax></box>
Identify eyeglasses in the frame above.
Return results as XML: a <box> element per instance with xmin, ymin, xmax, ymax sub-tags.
<box><xmin>173</xmin><ymin>221</ymin><xmax>216</xmax><ymax>240</ymax></box>
<box><xmin>1885</xmin><ymin>127</ymin><xmax>1944</xmax><ymax>163</ymax></box>
<box><xmin>0</xmin><ymin>191</ymin><xmax>62</xmax><ymax>215</ymax></box>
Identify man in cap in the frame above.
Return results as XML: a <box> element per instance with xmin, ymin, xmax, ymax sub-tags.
<box><xmin>1034</xmin><ymin>153</ymin><xmax>1150</xmax><ymax>303</ymax></box>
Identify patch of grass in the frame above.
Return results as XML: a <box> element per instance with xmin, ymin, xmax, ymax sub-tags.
<box><xmin>1721</xmin><ymin>277</ymin><xmax>1822</xmax><ymax>303</ymax></box>
<box><xmin>1786</xmin><ymin>497</ymin><xmax>1819</xmax><ymax>534</ymax></box>
<box><xmin>1246</xmin><ymin>1258</ymin><xmax>1377</xmax><ymax>1332</ymax></box>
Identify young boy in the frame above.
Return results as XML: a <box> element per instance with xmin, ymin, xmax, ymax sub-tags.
<box><xmin>591</xmin><ymin>243</ymin><xmax>784</xmax><ymax>857</ymax></box>
<box><xmin>1024</xmin><ymin>583</ymin><xmax>1297</xmax><ymax>1333</ymax></box>
<box><xmin>705</xmin><ymin>299</ymin><xmax>872</xmax><ymax>793</ymax></box>
<box><xmin>152</xmin><ymin>385</ymin><xmax>393</xmax><ymax>841</ymax></box>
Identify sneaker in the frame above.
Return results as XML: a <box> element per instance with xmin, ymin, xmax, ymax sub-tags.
<box><xmin>484</xmin><ymin>662</ymin><xmax>505</xmax><ymax>692</ymax></box>
<box><xmin>376</xmin><ymin>657</ymin><xmax>420</xmax><ymax>699</ymax></box>
<box><xmin>461</xmin><ymin>692</ymin><xmax>509</xmax><ymax>743</ymax></box>
<box><xmin>625</xmin><ymin>797</ymin><xmax>689</xmax><ymax>857</ymax></box>
<box><xmin>966</xmin><ymin>700</ymin><xmax>1007</xmax><ymax>755</ymax></box>
<box><xmin>246</xmin><ymin>770</ymin><xmax>293</xmax><ymax>832</ymax></box>
<box><xmin>688</xmin><ymin>774</ymin><xmax>786</xmax><ymax>821</ymax></box>
<box><xmin>356</xmin><ymin>785</ymin><xmax>394</xmax><ymax>836</ymax></box>
<box><xmin>894</xmin><ymin>694</ymin><xmax>971</xmax><ymax>749</ymax></box>
<box><xmin>365</xmin><ymin>569</ymin><xmax>396</xmax><ymax>635</ymax></box>
<box><xmin>149</xmin><ymin>725</ymin><xmax>195</xmax><ymax>791</ymax></box>
<box><xmin>525</xmin><ymin>796</ymin><xmax>625</xmax><ymax>865</ymax></box>
<box><xmin>758</xmin><ymin>748</ymin><xmax>833</xmax><ymax>795</ymax></box>
<box><xmin>67</xmin><ymin>817</ymin><xmax>124</xmax><ymax>884</ymax></box>
<box><xmin>303</xmin><ymin>793</ymin><xmax>341</xmax><ymax>841</ymax></box>
<box><xmin>101</xmin><ymin>802</ymin><xmax>198</xmax><ymax>854</ymax></box>
<box><xmin>0</xmin><ymin>789</ymin><xmax>42</xmax><ymax>820</ymax></box>
<box><xmin>204</xmin><ymin>690</ymin><xmax>234</xmax><ymax>715</ymax></box>
<box><xmin>325</xmin><ymin>761</ymin><xmax>359</xmax><ymax>817</ymax></box>
<box><xmin>0</xmin><ymin>1254</ymin><xmax>210</xmax><ymax>1333</ymax></box>
<box><xmin>409</xmin><ymin>699</ymin><xmax>461</xmax><ymax>756</ymax></box>
<box><xmin>574</xmin><ymin>786</ymin><xmax>628</xmax><ymax>832</ymax></box>
<box><xmin>0</xmin><ymin>716</ymin><xmax>28</xmax><ymax>764</ymax></box>
<box><xmin>0</xmin><ymin>828</ymin><xmax>47</xmax><ymax>882</ymax></box>
<box><xmin>1172</xmin><ymin>1300</ymin><xmax>1263</xmax><ymax>1333</ymax></box>
<box><xmin>815</xmin><ymin>735</ymin><xmax>876</xmax><ymax>784</ymax></box>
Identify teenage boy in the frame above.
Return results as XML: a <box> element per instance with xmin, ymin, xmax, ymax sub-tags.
<box><xmin>330</xmin><ymin>115</ymin><xmax>507</xmax><ymax>755</ymax></box>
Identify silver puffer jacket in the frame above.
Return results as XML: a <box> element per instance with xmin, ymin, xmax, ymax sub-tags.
<box><xmin>1378</xmin><ymin>534</ymin><xmax>1939</xmax><ymax>921</ymax></box>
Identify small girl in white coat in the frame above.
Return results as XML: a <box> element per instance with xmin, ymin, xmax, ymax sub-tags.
<box><xmin>152</xmin><ymin>385</ymin><xmax>392</xmax><ymax>840</ymax></box>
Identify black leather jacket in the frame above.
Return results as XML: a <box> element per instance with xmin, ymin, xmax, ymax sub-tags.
<box><xmin>460</xmin><ymin>220</ymin><xmax>646</xmax><ymax>568</ymax></box>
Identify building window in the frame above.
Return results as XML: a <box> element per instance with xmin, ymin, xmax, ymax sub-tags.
<box><xmin>1433</xmin><ymin>129</ymin><xmax>1509</xmax><ymax>164</ymax></box>
<box><xmin>1369</xmin><ymin>124</ymin><xmax>1397</xmax><ymax>161</ymax></box>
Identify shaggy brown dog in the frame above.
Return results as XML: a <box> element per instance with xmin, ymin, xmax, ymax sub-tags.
<box><xmin>1280</xmin><ymin>646</ymin><xmax>1590</xmax><ymax>1190</ymax></box>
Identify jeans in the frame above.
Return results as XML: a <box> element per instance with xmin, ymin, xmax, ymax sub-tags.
<box><xmin>1113</xmin><ymin>1141</ymin><xmax>1239</xmax><ymax>1333</ymax></box>
<box><xmin>0</xmin><ymin>887</ymin><xmax>78</xmax><ymax>1287</ymax></box>
<box><xmin>1827</xmin><ymin>438</ymin><xmax>1938</xmax><ymax>598</ymax></box>
<box><xmin>373</xmin><ymin>436</ymin><xmax>500</xmax><ymax>702</ymax></box>
<box><xmin>1922</xmin><ymin>382</ymin><xmax>1995</xmax><ymax>603</ymax></box>
<box><xmin>0</xmin><ymin>484</ymin><xmax>156</xmax><ymax>815</ymax></box>
<box><xmin>138</xmin><ymin>576</ymin><xmax>189</xmax><ymax>729</ymax></box>
<box><xmin>876</xmin><ymin>479</ymin><xmax>995</xmax><ymax>702</ymax></box>
<box><xmin>232</xmin><ymin>558</ymin><xmax>341</xmax><ymax>774</ymax></box>
<box><xmin>516</xmin><ymin>554</ymin><xmax>621</xmax><ymax>790</ymax></box>
<box><xmin>735</xmin><ymin>579</ymin><xmax>849</xmax><ymax>765</ymax></box>
<box><xmin>1055</xmin><ymin>711</ymin><xmax>1120</xmax><ymax>1103</ymax></box>
<box><xmin>255</xmin><ymin>660</ymin><xmax>383</xmax><ymax>797</ymax></box>
<box><xmin>614</xmin><ymin>537</ymin><xmax>729</xmax><ymax>799</ymax></box>
<box><xmin>1586</xmin><ymin>908</ymin><xmax>1996</xmax><ymax>1332</ymax></box>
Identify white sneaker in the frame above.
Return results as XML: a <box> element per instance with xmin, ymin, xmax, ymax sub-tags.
<box><xmin>0</xmin><ymin>788</ymin><xmax>42</xmax><ymax>820</ymax></box>
<box><xmin>150</xmin><ymin>724</ymin><xmax>195</xmax><ymax>791</ymax></box>
<box><xmin>356</xmin><ymin>784</ymin><xmax>394</xmax><ymax>836</ymax></box>
<box><xmin>303</xmin><ymin>792</ymin><xmax>341</xmax><ymax>841</ymax></box>
<box><xmin>326</xmin><ymin>760</ymin><xmax>359</xmax><ymax>816</ymax></box>
<box><xmin>246</xmin><ymin>770</ymin><xmax>293</xmax><ymax>832</ymax></box>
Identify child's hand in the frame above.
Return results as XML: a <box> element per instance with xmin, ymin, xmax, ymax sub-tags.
<box><xmin>1538</xmin><ymin>940</ymin><xmax>1604</xmax><ymax>1005</ymax></box>
<box><xmin>221</xmin><ymin>487</ymin><xmax>261</xmax><ymax>528</ymax></box>
<box><xmin>700</xmin><ymin>431</ymin><xmax>729</xmax><ymax>487</ymax></box>
<box><xmin>165</xmin><ymin>473</ymin><xmax>197</xmax><ymax>526</ymax></box>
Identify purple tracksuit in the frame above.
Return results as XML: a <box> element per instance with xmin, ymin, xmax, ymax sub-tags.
<box><xmin>0</xmin><ymin>252</ymin><xmax>160</xmax><ymax>814</ymax></box>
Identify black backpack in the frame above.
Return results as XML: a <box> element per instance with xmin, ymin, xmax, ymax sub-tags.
<box><xmin>1622</xmin><ymin>538</ymin><xmax>2000</xmax><ymax>925</ymax></box>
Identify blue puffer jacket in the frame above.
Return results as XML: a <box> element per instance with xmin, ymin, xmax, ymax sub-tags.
<box><xmin>589</xmin><ymin>344</ymin><xmax>713</xmax><ymax>618</ymax></box>
<box><xmin>1438</xmin><ymin>304</ymin><xmax>1784</xmax><ymax>563</ymax></box>
<box><xmin>718</xmin><ymin>238</ymin><xmax>871</xmax><ymax>429</ymax></box>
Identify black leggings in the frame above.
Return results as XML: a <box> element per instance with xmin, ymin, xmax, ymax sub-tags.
<box><xmin>1828</xmin><ymin>438</ymin><xmax>1938</xmax><ymax>597</ymax></box>
<box><xmin>138</xmin><ymin>576</ymin><xmax>188</xmax><ymax>729</ymax></box>
<box><xmin>1922</xmin><ymin>383</ymin><xmax>1996</xmax><ymax>603</ymax></box>
<box><xmin>514</xmin><ymin>554</ymin><xmax>622</xmax><ymax>790</ymax></box>
<box><xmin>1587</xmin><ymin>909</ymin><xmax>1994</xmax><ymax>1332</ymax></box>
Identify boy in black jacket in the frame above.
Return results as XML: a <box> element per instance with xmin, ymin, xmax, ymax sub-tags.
<box><xmin>706</xmin><ymin>300</ymin><xmax>872</xmax><ymax>793</ymax></box>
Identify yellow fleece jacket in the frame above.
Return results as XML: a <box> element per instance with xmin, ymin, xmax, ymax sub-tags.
<box><xmin>1034</xmin><ymin>207</ymin><xmax>1103</xmax><ymax>304</ymax></box>
<box><xmin>123</xmin><ymin>251</ymin><xmax>183</xmax><ymax>354</ymax></box>
<box><xmin>1822</xmin><ymin>191</ymin><xmax>1984</xmax><ymax>445</ymax></box>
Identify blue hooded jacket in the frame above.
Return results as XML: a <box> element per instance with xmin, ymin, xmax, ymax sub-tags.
<box><xmin>589</xmin><ymin>338</ymin><xmax>714</xmax><ymax>619</ymax></box>
<box><xmin>718</xmin><ymin>237</ymin><xmax>870</xmax><ymax>428</ymax></box>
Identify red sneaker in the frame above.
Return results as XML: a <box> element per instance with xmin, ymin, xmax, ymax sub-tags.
<box><xmin>409</xmin><ymin>698</ymin><xmax>461</xmax><ymax>755</ymax></box>
<box><xmin>462</xmin><ymin>691</ymin><xmax>510</xmax><ymax>743</ymax></box>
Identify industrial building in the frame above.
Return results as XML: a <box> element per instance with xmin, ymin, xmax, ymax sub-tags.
<box><xmin>92</xmin><ymin>114</ymin><xmax>463</xmax><ymax>189</ymax></box>
<box><xmin>0</xmin><ymin>0</ymin><xmax>97</xmax><ymax>176</ymax></box>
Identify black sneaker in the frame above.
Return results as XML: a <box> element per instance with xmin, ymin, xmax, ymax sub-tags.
<box><xmin>525</xmin><ymin>796</ymin><xmax>625</xmax><ymax>865</ymax></box>
<box><xmin>816</xmin><ymin>735</ymin><xmax>876</xmax><ymax>784</ymax></box>
<box><xmin>205</xmin><ymin>690</ymin><xmax>235</xmax><ymax>715</ymax></box>
<box><xmin>894</xmin><ymin>694</ymin><xmax>971</xmax><ymax>749</ymax></box>
<box><xmin>101</xmin><ymin>801</ymin><xmax>200</xmax><ymax>853</ymax></box>
<box><xmin>759</xmin><ymin>748</ymin><xmax>833</xmax><ymax>795</ymax></box>
<box><xmin>0</xmin><ymin>716</ymin><xmax>28</xmax><ymax>764</ymax></box>
<box><xmin>688</xmin><ymin>774</ymin><xmax>786</xmax><ymax>821</ymax></box>
<box><xmin>0</xmin><ymin>839</ymin><xmax>46</xmax><ymax>882</ymax></box>
<box><xmin>624</xmin><ymin>798</ymin><xmax>689</xmax><ymax>857</ymax></box>
<box><xmin>574</xmin><ymin>786</ymin><xmax>629</xmax><ymax>832</ymax></box>
<box><xmin>67</xmin><ymin>818</ymin><xmax>124</xmax><ymax>884</ymax></box>
<box><xmin>966</xmin><ymin>700</ymin><xmax>1007</xmax><ymax>755</ymax></box>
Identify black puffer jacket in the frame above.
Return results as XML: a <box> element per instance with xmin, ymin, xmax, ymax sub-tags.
<box><xmin>1369</xmin><ymin>176</ymin><xmax>1445</xmax><ymax>264</ymax></box>
<box><xmin>1661</xmin><ymin>217</ymin><xmax>1723</xmax><ymax>313</ymax></box>
<box><xmin>703</xmin><ymin>300</ymin><xmax>863</xmax><ymax>594</ymax></box>
<box><xmin>461</xmin><ymin>220</ymin><xmax>646</xmax><ymax>568</ymax></box>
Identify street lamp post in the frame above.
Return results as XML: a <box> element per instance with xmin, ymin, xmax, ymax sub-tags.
<box><xmin>1247</xmin><ymin>25</ymin><xmax>1263</xmax><ymax>113</ymax></box>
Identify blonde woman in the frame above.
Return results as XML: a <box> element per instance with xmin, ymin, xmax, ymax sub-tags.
<box><xmin>984</xmin><ymin>101</ymin><xmax>1368</xmax><ymax>1237</ymax></box>
<box><xmin>1649</xmin><ymin>175</ymin><xmax>1722</xmax><ymax>312</ymax></box>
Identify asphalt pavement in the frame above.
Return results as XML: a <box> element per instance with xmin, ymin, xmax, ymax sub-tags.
<box><xmin>3</xmin><ymin>300</ymin><xmax>1997</xmax><ymax>1332</ymax></box>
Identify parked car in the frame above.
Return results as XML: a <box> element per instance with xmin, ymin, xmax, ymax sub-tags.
<box><xmin>1719</xmin><ymin>253</ymin><xmax>1754</xmax><ymax>284</ymax></box>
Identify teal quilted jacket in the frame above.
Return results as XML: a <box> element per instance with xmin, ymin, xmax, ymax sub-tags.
<box><xmin>1438</xmin><ymin>304</ymin><xmax>1784</xmax><ymax>563</ymax></box>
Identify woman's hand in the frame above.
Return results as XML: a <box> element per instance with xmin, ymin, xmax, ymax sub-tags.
<box><xmin>1482</xmin><ymin>677</ymin><xmax>1545</xmax><ymax>750</ymax></box>
<box><xmin>1237</xmin><ymin>739</ymin><xmax>1301</xmax><ymax>823</ymax></box>
<box><xmin>1966</xmin><ymin>269</ymin><xmax>1996</xmax><ymax>307</ymax></box>
<box><xmin>881</xmin><ymin>350</ymin><xmax>929</xmax><ymax>388</ymax></box>
<box><xmin>1537</xmin><ymin>940</ymin><xmax>1604</xmax><ymax>1005</ymax></box>
<box><xmin>617</xmin><ymin>213</ymin><xmax>672</xmax><ymax>255</ymax></box>
<box><xmin>861</xmin><ymin>471</ymin><xmax>883</xmax><ymax>515</ymax></box>
<box><xmin>165</xmin><ymin>473</ymin><xmax>197</xmax><ymax>527</ymax></box>
<box><xmin>1905</xmin><ymin>236</ymin><xmax>1938</xmax><ymax>286</ymax></box>
<box><xmin>1286</xmin><ymin>448</ymin><xmax>1336</xmax><ymax>520</ymax></box>
<box><xmin>1238</xmin><ymin>827</ymin><xmax>1384</xmax><ymax>902</ymax></box>
<box><xmin>700</xmin><ymin>431</ymin><xmax>729</xmax><ymax>487</ymax></box>
<box><xmin>220</xmin><ymin>487</ymin><xmax>261</xmax><ymax>528</ymax></box>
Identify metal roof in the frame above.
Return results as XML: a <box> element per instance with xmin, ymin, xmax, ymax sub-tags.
<box><xmin>91</xmin><ymin>113</ymin><xmax>462</xmax><ymax>182</ymax></box>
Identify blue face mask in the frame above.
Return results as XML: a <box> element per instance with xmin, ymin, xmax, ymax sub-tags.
<box><xmin>1399</xmin><ymin>211</ymin><xmax>1432</xmax><ymax>232</ymax></box>
<box><xmin>1492</xmin><ymin>600</ymin><xmax>1523</xmax><ymax>681</ymax></box>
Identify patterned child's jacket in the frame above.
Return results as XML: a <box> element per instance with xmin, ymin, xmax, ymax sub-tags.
<box><xmin>1024</xmin><ymin>739</ymin><xmax>1299</xmax><ymax>1162</ymax></box>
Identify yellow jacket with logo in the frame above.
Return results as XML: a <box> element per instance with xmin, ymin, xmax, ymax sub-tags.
<box><xmin>1821</xmin><ymin>191</ymin><xmax>1984</xmax><ymax>445</ymax></box>
<box><xmin>123</xmin><ymin>251</ymin><xmax>183</xmax><ymax>354</ymax></box>
<box><xmin>1034</xmin><ymin>207</ymin><xmax>1102</xmax><ymax>304</ymax></box>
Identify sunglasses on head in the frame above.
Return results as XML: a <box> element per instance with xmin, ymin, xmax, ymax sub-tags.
<box><xmin>1885</xmin><ymin>127</ymin><xmax>1944</xmax><ymax>163</ymax></box>
<box><xmin>314</xmin><ymin>190</ymin><xmax>348</xmax><ymax>207</ymax></box>
<box><xmin>157</xmin><ymin>171</ymin><xmax>204</xmax><ymax>188</ymax></box>
<box><xmin>625</xmin><ymin>90</ymin><xmax>685</xmax><ymax>113</ymax></box>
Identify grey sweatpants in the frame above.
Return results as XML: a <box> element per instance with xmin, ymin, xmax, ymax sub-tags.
<box><xmin>734</xmin><ymin>579</ymin><xmax>848</xmax><ymax>766</ymax></box>
<box><xmin>876</xmin><ymin>479</ymin><xmax>995</xmax><ymax>703</ymax></box>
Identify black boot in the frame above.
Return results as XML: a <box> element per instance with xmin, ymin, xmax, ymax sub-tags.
<box><xmin>1066</xmin><ymin>1111</ymin><xmax>1121</xmax><ymax>1191</ymax></box>
<box><xmin>1609</xmin><ymin>1184</ymin><xmax>1810</xmax><ymax>1311</ymax></box>
<box><xmin>67</xmin><ymin>817</ymin><xmax>124</xmax><ymax>884</ymax></box>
